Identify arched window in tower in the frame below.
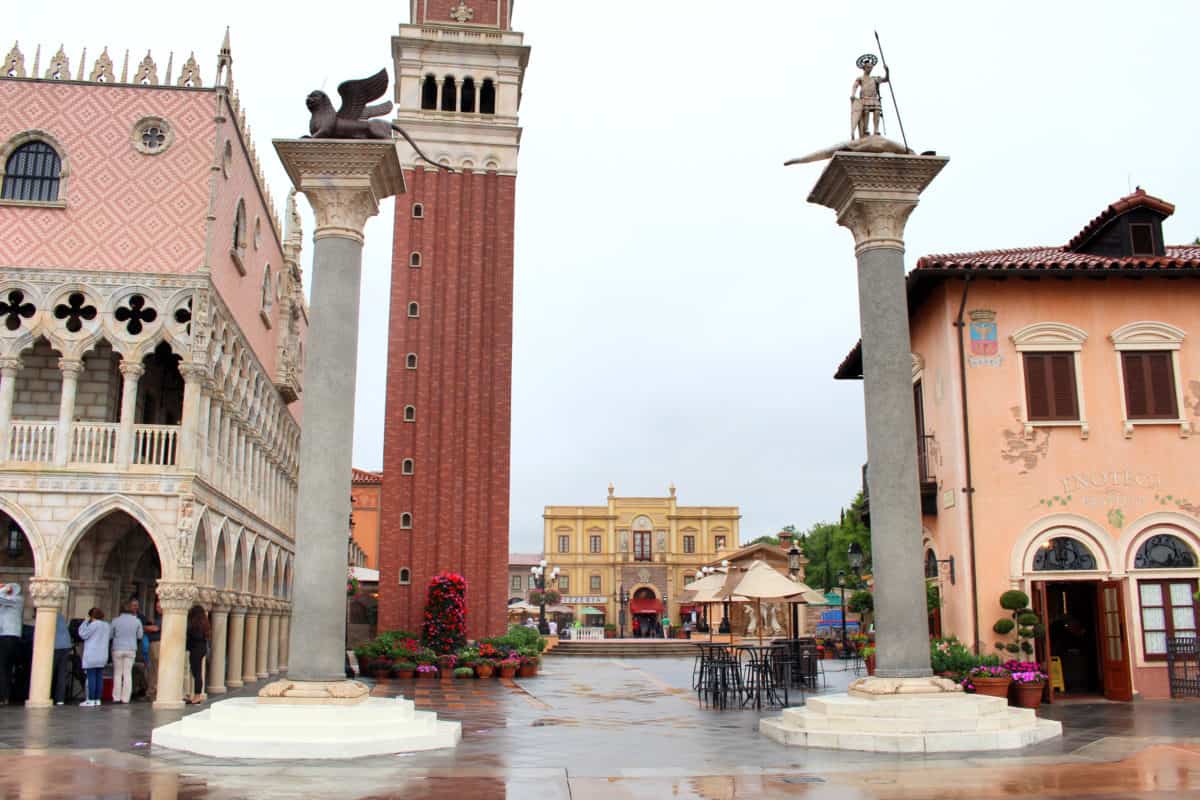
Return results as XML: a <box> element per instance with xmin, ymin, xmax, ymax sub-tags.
<box><xmin>412</xmin><ymin>202</ymin><xmax>424</xmax><ymax>219</ymax></box>
<box><xmin>405</xmin><ymin>353</ymin><xmax>418</xmax><ymax>370</ymax></box>
<box><xmin>421</xmin><ymin>75</ymin><xmax>438</xmax><ymax>110</ymax></box>
<box><xmin>480</xmin><ymin>79</ymin><xmax>496</xmax><ymax>115</ymax></box>
<box><xmin>403</xmin><ymin>404</ymin><xmax>416</xmax><ymax>422</ymax></box>
<box><xmin>399</xmin><ymin>568</ymin><xmax>411</xmax><ymax>584</ymax></box>
<box><xmin>409</xmin><ymin>251</ymin><xmax>422</xmax><ymax>268</ymax></box>
<box><xmin>441</xmin><ymin>76</ymin><xmax>457</xmax><ymax>112</ymax></box>
<box><xmin>2</xmin><ymin>140</ymin><xmax>62</xmax><ymax>202</ymax></box>
<box><xmin>460</xmin><ymin>77</ymin><xmax>476</xmax><ymax>113</ymax></box>
<box><xmin>407</xmin><ymin>301</ymin><xmax>420</xmax><ymax>318</ymax></box>
<box><xmin>401</xmin><ymin>458</ymin><xmax>414</xmax><ymax>475</ymax></box>
<box><xmin>400</xmin><ymin>512</ymin><xmax>413</xmax><ymax>529</ymax></box>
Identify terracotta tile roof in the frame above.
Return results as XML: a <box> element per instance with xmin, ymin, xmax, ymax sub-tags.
<box><xmin>916</xmin><ymin>244</ymin><xmax>1200</xmax><ymax>273</ymax></box>
<box><xmin>508</xmin><ymin>552</ymin><xmax>544</xmax><ymax>566</ymax></box>
<box><xmin>351</xmin><ymin>467</ymin><xmax>382</xmax><ymax>484</ymax></box>
<box><xmin>1066</xmin><ymin>187</ymin><xmax>1175</xmax><ymax>251</ymax></box>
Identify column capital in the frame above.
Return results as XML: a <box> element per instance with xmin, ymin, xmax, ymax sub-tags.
<box><xmin>27</xmin><ymin>578</ymin><xmax>70</xmax><ymax>609</ymax></box>
<box><xmin>807</xmin><ymin>151</ymin><xmax>948</xmax><ymax>255</ymax></box>
<box><xmin>197</xmin><ymin>585</ymin><xmax>221</xmax><ymax>610</ymax></box>
<box><xmin>0</xmin><ymin>356</ymin><xmax>22</xmax><ymax>374</ymax></box>
<box><xmin>119</xmin><ymin>360</ymin><xmax>146</xmax><ymax>379</ymax></box>
<box><xmin>179</xmin><ymin>362</ymin><xmax>208</xmax><ymax>384</ymax></box>
<box><xmin>156</xmin><ymin>580</ymin><xmax>199</xmax><ymax>612</ymax></box>
<box><xmin>273</xmin><ymin>139</ymin><xmax>405</xmax><ymax>244</ymax></box>
<box><xmin>57</xmin><ymin>358</ymin><xmax>85</xmax><ymax>376</ymax></box>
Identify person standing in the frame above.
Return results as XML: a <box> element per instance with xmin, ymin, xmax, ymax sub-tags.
<box><xmin>110</xmin><ymin>601</ymin><xmax>143</xmax><ymax>704</ymax></box>
<box><xmin>52</xmin><ymin>612</ymin><xmax>73</xmax><ymax>706</ymax></box>
<box><xmin>77</xmin><ymin>608</ymin><xmax>111</xmax><ymax>707</ymax></box>
<box><xmin>144</xmin><ymin>598</ymin><xmax>161</xmax><ymax>701</ymax></box>
<box><xmin>0</xmin><ymin>583</ymin><xmax>24</xmax><ymax>705</ymax></box>
<box><xmin>185</xmin><ymin>605</ymin><xmax>210</xmax><ymax>704</ymax></box>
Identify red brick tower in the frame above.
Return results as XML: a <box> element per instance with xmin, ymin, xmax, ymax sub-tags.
<box><xmin>378</xmin><ymin>1</ymin><xmax>530</xmax><ymax>638</ymax></box>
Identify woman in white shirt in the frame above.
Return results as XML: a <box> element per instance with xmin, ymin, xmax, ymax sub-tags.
<box><xmin>77</xmin><ymin>608</ymin><xmax>112</xmax><ymax>707</ymax></box>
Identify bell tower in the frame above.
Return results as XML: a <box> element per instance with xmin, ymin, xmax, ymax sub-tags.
<box><xmin>378</xmin><ymin>2</ymin><xmax>530</xmax><ymax>637</ymax></box>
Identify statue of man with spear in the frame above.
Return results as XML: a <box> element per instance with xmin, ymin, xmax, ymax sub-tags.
<box><xmin>850</xmin><ymin>53</ymin><xmax>888</xmax><ymax>140</ymax></box>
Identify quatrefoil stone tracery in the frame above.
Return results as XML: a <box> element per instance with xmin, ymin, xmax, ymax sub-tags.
<box><xmin>174</xmin><ymin>299</ymin><xmax>193</xmax><ymax>335</ymax></box>
<box><xmin>114</xmin><ymin>294</ymin><xmax>158</xmax><ymax>335</ymax></box>
<box><xmin>0</xmin><ymin>290</ymin><xmax>35</xmax><ymax>332</ymax></box>
<box><xmin>53</xmin><ymin>292</ymin><xmax>98</xmax><ymax>333</ymax></box>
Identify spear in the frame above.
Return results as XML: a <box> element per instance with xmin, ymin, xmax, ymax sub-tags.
<box><xmin>874</xmin><ymin>30</ymin><xmax>909</xmax><ymax>152</ymax></box>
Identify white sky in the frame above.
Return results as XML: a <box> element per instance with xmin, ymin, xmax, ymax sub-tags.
<box><xmin>10</xmin><ymin>1</ymin><xmax>1200</xmax><ymax>552</ymax></box>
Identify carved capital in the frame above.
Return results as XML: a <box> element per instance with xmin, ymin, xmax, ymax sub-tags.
<box><xmin>197</xmin><ymin>586</ymin><xmax>220</xmax><ymax>609</ymax></box>
<box><xmin>27</xmin><ymin>578</ymin><xmax>70</xmax><ymax>609</ymax></box>
<box><xmin>217</xmin><ymin>590</ymin><xmax>239</xmax><ymax>611</ymax></box>
<box><xmin>156</xmin><ymin>580</ymin><xmax>199</xmax><ymax>612</ymax></box>
<box><xmin>58</xmin><ymin>358</ymin><xmax>85</xmax><ymax>377</ymax></box>
<box><xmin>179</xmin><ymin>362</ymin><xmax>208</xmax><ymax>384</ymax></box>
<box><xmin>0</xmin><ymin>357</ymin><xmax>23</xmax><ymax>375</ymax></box>
<box><xmin>119</xmin><ymin>361</ymin><xmax>146</xmax><ymax>379</ymax></box>
<box><xmin>838</xmin><ymin>199</ymin><xmax>917</xmax><ymax>254</ymax></box>
<box><xmin>304</xmin><ymin>188</ymin><xmax>379</xmax><ymax>243</ymax></box>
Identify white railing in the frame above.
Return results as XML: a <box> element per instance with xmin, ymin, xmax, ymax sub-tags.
<box><xmin>71</xmin><ymin>422</ymin><xmax>119</xmax><ymax>465</ymax></box>
<box><xmin>567</xmin><ymin>627</ymin><xmax>606</xmax><ymax>641</ymax></box>
<box><xmin>132</xmin><ymin>424</ymin><xmax>178</xmax><ymax>466</ymax></box>
<box><xmin>8</xmin><ymin>420</ymin><xmax>56</xmax><ymax>463</ymax></box>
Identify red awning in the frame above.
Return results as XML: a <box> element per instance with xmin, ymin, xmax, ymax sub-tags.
<box><xmin>629</xmin><ymin>597</ymin><xmax>663</xmax><ymax>615</ymax></box>
<box><xmin>678</xmin><ymin>604</ymin><xmax>698</xmax><ymax>614</ymax></box>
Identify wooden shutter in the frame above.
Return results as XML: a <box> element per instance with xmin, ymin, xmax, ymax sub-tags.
<box><xmin>1123</xmin><ymin>351</ymin><xmax>1177</xmax><ymax>419</ymax></box>
<box><xmin>1024</xmin><ymin>354</ymin><xmax>1051</xmax><ymax>419</ymax></box>
<box><xmin>1148</xmin><ymin>352</ymin><xmax>1177</xmax><ymax>417</ymax></box>
<box><xmin>1048</xmin><ymin>353</ymin><xmax>1078</xmax><ymax>419</ymax></box>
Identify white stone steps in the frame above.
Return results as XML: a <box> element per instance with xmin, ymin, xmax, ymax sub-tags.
<box><xmin>761</xmin><ymin>716</ymin><xmax>1063</xmax><ymax>753</ymax></box>
<box><xmin>779</xmin><ymin>705</ymin><xmax>1035</xmax><ymax>733</ymax></box>
<box><xmin>802</xmin><ymin>693</ymin><xmax>1009</xmax><ymax>719</ymax></box>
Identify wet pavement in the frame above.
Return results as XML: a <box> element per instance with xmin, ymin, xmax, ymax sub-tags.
<box><xmin>1</xmin><ymin>657</ymin><xmax>1199</xmax><ymax>798</ymax></box>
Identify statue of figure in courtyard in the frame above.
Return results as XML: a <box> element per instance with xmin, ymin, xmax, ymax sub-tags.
<box><xmin>745</xmin><ymin>603</ymin><xmax>758</xmax><ymax>635</ymax></box>
<box><xmin>850</xmin><ymin>53</ymin><xmax>889</xmax><ymax>139</ymax></box>
<box><xmin>305</xmin><ymin>69</ymin><xmax>448</xmax><ymax>170</ymax></box>
<box><xmin>766</xmin><ymin>603</ymin><xmax>784</xmax><ymax>636</ymax></box>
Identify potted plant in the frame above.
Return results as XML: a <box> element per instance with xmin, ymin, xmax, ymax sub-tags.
<box><xmin>930</xmin><ymin>637</ymin><xmax>974</xmax><ymax>680</ymax></box>
<box><xmin>475</xmin><ymin>658</ymin><xmax>495</xmax><ymax>679</ymax></box>
<box><xmin>862</xmin><ymin>645</ymin><xmax>877</xmax><ymax>676</ymax></box>
<box><xmin>968</xmin><ymin>657</ymin><xmax>1012</xmax><ymax>698</ymax></box>
<box><xmin>993</xmin><ymin>590</ymin><xmax>1043</xmax><ymax>659</ymax></box>
<box><xmin>391</xmin><ymin>661</ymin><xmax>416</xmax><ymax>679</ymax></box>
<box><xmin>367</xmin><ymin>657</ymin><xmax>393</xmax><ymax>681</ymax></box>
<box><xmin>453</xmin><ymin>666</ymin><xmax>475</xmax><ymax>680</ymax></box>
<box><xmin>437</xmin><ymin>654</ymin><xmax>457</xmax><ymax>680</ymax></box>
<box><xmin>517</xmin><ymin>649</ymin><xmax>539</xmax><ymax>678</ymax></box>
<box><xmin>604</xmin><ymin>623</ymin><xmax>617</xmax><ymax>640</ymax></box>
<box><xmin>498</xmin><ymin>656</ymin><xmax>519</xmax><ymax>679</ymax></box>
<box><xmin>1005</xmin><ymin>661</ymin><xmax>1048</xmax><ymax>708</ymax></box>
<box><xmin>416</xmin><ymin>664</ymin><xmax>438</xmax><ymax>679</ymax></box>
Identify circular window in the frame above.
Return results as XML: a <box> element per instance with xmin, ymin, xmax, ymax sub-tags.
<box><xmin>132</xmin><ymin>116</ymin><xmax>173</xmax><ymax>155</ymax></box>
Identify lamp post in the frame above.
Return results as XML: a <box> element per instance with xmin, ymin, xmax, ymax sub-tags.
<box><xmin>530</xmin><ymin>560</ymin><xmax>559</xmax><ymax>636</ymax></box>
<box><xmin>838</xmin><ymin>569</ymin><xmax>848</xmax><ymax>657</ymax></box>
<box><xmin>718</xmin><ymin>560</ymin><xmax>731</xmax><ymax>634</ymax></box>
<box><xmin>618</xmin><ymin>584</ymin><xmax>629</xmax><ymax>638</ymax></box>
<box><xmin>788</xmin><ymin>542</ymin><xmax>802</xmax><ymax>639</ymax></box>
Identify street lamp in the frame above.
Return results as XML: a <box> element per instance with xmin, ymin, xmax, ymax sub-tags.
<box><xmin>530</xmin><ymin>560</ymin><xmax>559</xmax><ymax>636</ymax></box>
<box><xmin>718</xmin><ymin>559</ymin><xmax>731</xmax><ymax>634</ymax></box>
<box><xmin>838</xmin><ymin>569</ymin><xmax>848</xmax><ymax>658</ymax></box>
<box><xmin>787</xmin><ymin>542</ymin><xmax>802</xmax><ymax>639</ymax></box>
<box><xmin>618</xmin><ymin>584</ymin><xmax>629</xmax><ymax>638</ymax></box>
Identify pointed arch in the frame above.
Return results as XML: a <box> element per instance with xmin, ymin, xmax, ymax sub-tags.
<box><xmin>0</xmin><ymin>495</ymin><xmax>48</xmax><ymax>576</ymax></box>
<box><xmin>54</xmin><ymin>494</ymin><xmax>171</xmax><ymax>578</ymax></box>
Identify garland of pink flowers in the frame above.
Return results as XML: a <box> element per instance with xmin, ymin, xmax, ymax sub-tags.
<box><xmin>421</xmin><ymin>571</ymin><xmax>468</xmax><ymax>654</ymax></box>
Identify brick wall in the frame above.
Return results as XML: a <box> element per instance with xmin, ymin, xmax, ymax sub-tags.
<box><xmin>12</xmin><ymin>339</ymin><xmax>120</xmax><ymax>421</ymax></box>
<box><xmin>377</xmin><ymin>167</ymin><xmax>515</xmax><ymax>639</ymax></box>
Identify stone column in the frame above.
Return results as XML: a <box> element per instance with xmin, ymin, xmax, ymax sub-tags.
<box><xmin>241</xmin><ymin>601</ymin><xmax>260</xmax><ymax>685</ymax></box>
<box><xmin>225</xmin><ymin>597</ymin><xmax>247</xmax><ymax>689</ymax></box>
<box><xmin>25</xmin><ymin>578</ymin><xmax>70</xmax><ymax>708</ymax></box>
<box><xmin>278</xmin><ymin>604</ymin><xmax>291</xmax><ymax>673</ymax></box>
<box><xmin>154</xmin><ymin>580</ymin><xmax>198</xmax><ymax>709</ymax></box>
<box><xmin>272</xmin><ymin>138</ymin><xmax>404</xmax><ymax>687</ymax></box>
<box><xmin>0</xmin><ymin>356</ymin><xmax>22</xmax><ymax>462</ymax></box>
<box><xmin>256</xmin><ymin>600</ymin><xmax>271</xmax><ymax>678</ymax></box>
<box><xmin>809</xmin><ymin>151</ymin><xmax>947</xmax><ymax>678</ymax></box>
<box><xmin>116</xmin><ymin>361</ymin><xmax>144</xmax><ymax>468</ymax></box>
<box><xmin>207</xmin><ymin>593</ymin><xmax>231</xmax><ymax>695</ymax></box>
<box><xmin>54</xmin><ymin>359</ymin><xmax>83</xmax><ymax>467</ymax></box>
<box><xmin>267</xmin><ymin>603</ymin><xmax>280</xmax><ymax>674</ymax></box>
<box><xmin>197</xmin><ymin>382</ymin><xmax>213</xmax><ymax>475</ymax></box>
<box><xmin>177</xmin><ymin>362</ymin><xmax>206</xmax><ymax>470</ymax></box>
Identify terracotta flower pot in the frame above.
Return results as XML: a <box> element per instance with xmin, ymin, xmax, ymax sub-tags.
<box><xmin>518</xmin><ymin>664</ymin><xmax>537</xmax><ymax>678</ymax></box>
<box><xmin>371</xmin><ymin>671</ymin><xmax>390</xmax><ymax>682</ymax></box>
<box><xmin>1012</xmin><ymin>681</ymin><xmax>1045</xmax><ymax>709</ymax></box>
<box><xmin>971</xmin><ymin>676</ymin><xmax>1012</xmax><ymax>698</ymax></box>
<box><xmin>417</xmin><ymin>670</ymin><xmax>436</xmax><ymax>679</ymax></box>
<box><xmin>476</xmin><ymin>665</ymin><xmax>494</xmax><ymax>679</ymax></box>
<box><xmin>499</xmin><ymin>665</ymin><xmax>517</xmax><ymax>679</ymax></box>
<box><xmin>865</xmin><ymin>654</ymin><xmax>876</xmax><ymax>676</ymax></box>
<box><xmin>604</xmin><ymin>629</ymin><xmax>616</xmax><ymax>639</ymax></box>
<box><xmin>394</xmin><ymin>670</ymin><xmax>415</xmax><ymax>680</ymax></box>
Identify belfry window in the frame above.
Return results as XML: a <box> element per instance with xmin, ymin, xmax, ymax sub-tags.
<box><xmin>409</xmin><ymin>252</ymin><xmax>422</xmax><ymax>268</ymax></box>
<box><xmin>460</xmin><ymin>77</ymin><xmax>476</xmax><ymax>113</ymax></box>
<box><xmin>406</xmin><ymin>353</ymin><xmax>417</xmax><ymax>370</ymax></box>
<box><xmin>407</xmin><ymin>302</ymin><xmax>420</xmax><ymax>318</ymax></box>
<box><xmin>421</xmin><ymin>75</ymin><xmax>438</xmax><ymax>110</ymax></box>
<box><xmin>412</xmin><ymin>202</ymin><xmax>424</xmax><ymax>219</ymax></box>
<box><xmin>403</xmin><ymin>405</ymin><xmax>416</xmax><ymax>422</ymax></box>
<box><xmin>3</xmin><ymin>140</ymin><xmax>62</xmax><ymax>202</ymax></box>
<box><xmin>401</xmin><ymin>458</ymin><xmax>414</xmax><ymax>475</ymax></box>
<box><xmin>400</xmin><ymin>512</ymin><xmax>413</xmax><ymax>529</ymax></box>
<box><xmin>441</xmin><ymin>76</ymin><xmax>457</xmax><ymax>112</ymax></box>
<box><xmin>480</xmin><ymin>79</ymin><xmax>496</xmax><ymax>115</ymax></box>
<box><xmin>399</xmin><ymin>568</ymin><xmax>411</xmax><ymax>584</ymax></box>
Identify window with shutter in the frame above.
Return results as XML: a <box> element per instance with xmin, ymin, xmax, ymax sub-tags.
<box><xmin>1123</xmin><ymin>351</ymin><xmax>1177</xmax><ymax>420</ymax></box>
<box><xmin>1024</xmin><ymin>352</ymin><xmax>1078</xmax><ymax>421</ymax></box>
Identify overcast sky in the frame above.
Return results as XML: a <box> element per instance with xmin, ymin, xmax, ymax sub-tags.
<box><xmin>11</xmin><ymin>2</ymin><xmax>1200</xmax><ymax>552</ymax></box>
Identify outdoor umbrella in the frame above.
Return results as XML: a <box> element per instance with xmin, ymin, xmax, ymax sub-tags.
<box><xmin>730</xmin><ymin>560</ymin><xmax>825</xmax><ymax>644</ymax></box>
<box><xmin>681</xmin><ymin>569</ymin><xmax>738</xmax><ymax>640</ymax></box>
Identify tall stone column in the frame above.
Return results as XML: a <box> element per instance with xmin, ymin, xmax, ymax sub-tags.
<box><xmin>242</xmin><ymin>602</ymin><xmax>260</xmax><ymax>685</ymax></box>
<box><xmin>197</xmin><ymin>382</ymin><xmax>213</xmax><ymax>475</ymax></box>
<box><xmin>256</xmin><ymin>600</ymin><xmax>271</xmax><ymax>678</ymax></box>
<box><xmin>177</xmin><ymin>362</ymin><xmax>206</xmax><ymax>470</ymax></box>
<box><xmin>272</xmin><ymin>139</ymin><xmax>404</xmax><ymax>690</ymax></box>
<box><xmin>54</xmin><ymin>359</ymin><xmax>83</xmax><ymax>466</ymax></box>
<box><xmin>207</xmin><ymin>593</ymin><xmax>231</xmax><ymax>694</ymax></box>
<box><xmin>25</xmin><ymin>578</ymin><xmax>70</xmax><ymax>708</ymax></box>
<box><xmin>809</xmin><ymin>151</ymin><xmax>947</xmax><ymax>678</ymax></box>
<box><xmin>0</xmin><ymin>356</ymin><xmax>22</xmax><ymax>462</ymax></box>
<box><xmin>116</xmin><ymin>361</ymin><xmax>144</xmax><ymax>468</ymax></box>
<box><xmin>154</xmin><ymin>580</ymin><xmax>198</xmax><ymax>709</ymax></box>
<box><xmin>277</xmin><ymin>604</ymin><xmax>291</xmax><ymax>673</ymax></box>
<box><xmin>267</xmin><ymin>604</ymin><xmax>280</xmax><ymax>674</ymax></box>
<box><xmin>225</xmin><ymin>597</ymin><xmax>247</xmax><ymax>689</ymax></box>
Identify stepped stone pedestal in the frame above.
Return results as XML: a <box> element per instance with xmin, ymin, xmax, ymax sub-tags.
<box><xmin>760</xmin><ymin>677</ymin><xmax>1061</xmax><ymax>753</ymax></box>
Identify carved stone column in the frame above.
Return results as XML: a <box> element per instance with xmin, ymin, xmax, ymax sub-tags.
<box><xmin>25</xmin><ymin>578</ymin><xmax>70</xmax><ymax>708</ymax></box>
<box><xmin>177</xmin><ymin>362</ymin><xmax>207</xmax><ymax>470</ymax></box>
<box><xmin>241</xmin><ymin>599</ymin><xmax>260</xmax><ymax>685</ymax></box>
<box><xmin>277</xmin><ymin>603</ymin><xmax>291</xmax><ymax>673</ymax></box>
<box><xmin>116</xmin><ymin>361</ymin><xmax>144</xmax><ymax>468</ymax></box>
<box><xmin>207</xmin><ymin>591</ymin><xmax>231</xmax><ymax>694</ymax></box>
<box><xmin>54</xmin><ymin>358</ymin><xmax>83</xmax><ymax>466</ymax></box>
<box><xmin>154</xmin><ymin>580</ymin><xmax>198</xmax><ymax>709</ymax></box>
<box><xmin>809</xmin><ymin>151</ymin><xmax>947</xmax><ymax>678</ymax></box>
<box><xmin>255</xmin><ymin>599</ymin><xmax>271</xmax><ymax>679</ymax></box>
<box><xmin>225</xmin><ymin>595</ymin><xmax>247</xmax><ymax>689</ymax></box>
<box><xmin>266</xmin><ymin>602</ymin><xmax>280</xmax><ymax>674</ymax></box>
<box><xmin>0</xmin><ymin>356</ymin><xmax>21</xmax><ymax>462</ymax></box>
<box><xmin>268</xmin><ymin>139</ymin><xmax>403</xmax><ymax>699</ymax></box>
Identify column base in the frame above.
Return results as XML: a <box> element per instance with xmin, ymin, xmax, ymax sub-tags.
<box><xmin>153</xmin><ymin>699</ymin><xmax>186</xmax><ymax>711</ymax></box>
<box><xmin>256</xmin><ymin>671</ymin><xmax>269</xmax><ymax>679</ymax></box>
<box><xmin>242</xmin><ymin>675</ymin><xmax>258</xmax><ymax>685</ymax></box>
<box><xmin>25</xmin><ymin>698</ymin><xmax>53</xmax><ymax>709</ymax></box>
<box><xmin>208</xmin><ymin>685</ymin><xmax>227</xmax><ymax>695</ymax></box>
<box><xmin>226</xmin><ymin>679</ymin><xmax>244</xmax><ymax>689</ymax></box>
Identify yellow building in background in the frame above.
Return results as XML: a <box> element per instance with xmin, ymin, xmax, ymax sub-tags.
<box><xmin>542</xmin><ymin>485</ymin><xmax>740</xmax><ymax>632</ymax></box>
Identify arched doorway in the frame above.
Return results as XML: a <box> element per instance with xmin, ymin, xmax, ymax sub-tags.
<box><xmin>0</xmin><ymin>511</ymin><xmax>37</xmax><ymax>704</ymax></box>
<box><xmin>65</xmin><ymin>509</ymin><xmax>162</xmax><ymax>620</ymax></box>
<box><xmin>629</xmin><ymin>586</ymin><xmax>662</xmax><ymax>638</ymax></box>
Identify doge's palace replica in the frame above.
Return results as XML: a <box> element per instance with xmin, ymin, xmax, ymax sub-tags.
<box><xmin>1</xmin><ymin>35</ymin><xmax>303</xmax><ymax>711</ymax></box>
<box><xmin>760</xmin><ymin>52</ymin><xmax>1062</xmax><ymax>752</ymax></box>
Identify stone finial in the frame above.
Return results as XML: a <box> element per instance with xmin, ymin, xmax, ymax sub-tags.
<box><xmin>76</xmin><ymin>47</ymin><xmax>86</xmax><ymax>81</ymax></box>
<box><xmin>4</xmin><ymin>42</ymin><xmax>26</xmax><ymax>78</ymax></box>
<box><xmin>215</xmin><ymin>26</ymin><xmax>232</xmax><ymax>87</ymax></box>
<box><xmin>607</xmin><ymin>482</ymin><xmax>615</xmax><ymax>498</ymax></box>
<box><xmin>90</xmin><ymin>47</ymin><xmax>115</xmax><ymax>83</ymax></box>
<box><xmin>133</xmin><ymin>51</ymin><xmax>158</xmax><ymax>85</ymax></box>
<box><xmin>164</xmin><ymin>51</ymin><xmax>174</xmax><ymax>85</ymax></box>
<box><xmin>120</xmin><ymin>49</ymin><xmax>129</xmax><ymax>82</ymax></box>
<box><xmin>284</xmin><ymin>189</ymin><xmax>303</xmax><ymax>248</ymax></box>
<box><xmin>31</xmin><ymin>44</ymin><xmax>41</xmax><ymax>77</ymax></box>
<box><xmin>177</xmin><ymin>52</ymin><xmax>202</xmax><ymax>87</ymax></box>
<box><xmin>44</xmin><ymin>45</ymin><xmax>70</xmax><ymax>80</ymax></box>
<box><xmin>668</xmin><ymin>483</ymin><xmax>676</xmax><ymax>498</ymax></box>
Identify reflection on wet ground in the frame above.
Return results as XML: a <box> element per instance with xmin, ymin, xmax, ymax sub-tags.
<box><xmin>2</xmin><ymin>657</ymin><xmax>1199</xmax><ymax>798</ymax></box>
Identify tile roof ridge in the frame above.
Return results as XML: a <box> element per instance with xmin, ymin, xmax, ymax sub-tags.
<box><xmin>1067</xmin><ymin>187</ymin><xmax>1175</xmax><ymax>251</ymax></box>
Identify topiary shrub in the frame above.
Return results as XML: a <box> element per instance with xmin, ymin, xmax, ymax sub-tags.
<box><xmin>1000</xmin><ymin>590</ymin><xmax>1029</xmax><ymax>611</ymax></box>
<box><xmin>421</xmin><ymin>571</ymin><xmax>468</xmax><ymax>655</ymax></box>
<box><xmin>993</xmin><ymin>619</ymin><xmax>1015</xmax><ymax>635</ymax></box>
<box><xmin>994</xmin><ymin>590</ymin><xmax>1041</xmax><ymax>659</ymax></box>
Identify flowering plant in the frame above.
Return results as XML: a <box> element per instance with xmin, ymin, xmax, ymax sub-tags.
<box><xmin>421</xmin><ymin>572</ymin><xmax>468</xmax><ymax>654</ymax></box>
<box><xmin>1004</xmin><ymin>661</ymin><xmax>1047</xmax><ymax>684</ymax></box>
<box><xmin>478</xmin><ymin>643</ymin><xmax>500</xmax><ymax>659</ymax></box>
<box><xmin>930</xmin><ymin>637</ymin><xmax>974</xmax><ymax>674</ymax></box>
<box><xmin>347</xmin><ymin>570</ymin><xmax>360</xmax><ymax>597</ymax></box>
<box><xmin>968</xmin><ymin>664</ymin><xmax>1011</xmax><ymax>679</ymax></box>
<box><xmin>436</xmin><ymin>654</ymin><xmax>458</xmax><ymax>669</ymax></box>
<box><xmin>416</xmin><ymin>664</ymin><xmax>438</xmax><ymax>674</ymax></box>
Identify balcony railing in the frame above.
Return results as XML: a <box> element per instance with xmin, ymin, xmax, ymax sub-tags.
<box><xmin>132</xmin><ymin>425</ymin><xmax>178</xmax><ymax>467</ymax></box>
<box><xmin>861</xmin><ymin>433</ymin><xmax>940</xmax><ymax>520</ymax></box>
<box><xmin>3</xmin><ymin>420</ymin><xmax>178</xmax><ymax>468</ymax></box>
<box><xmin>8</xmin><ymin>420</ymin><xmax>55</xmax><ymax>463</ymax></box>
<box><xmin>71</xmin><ymin>422</ymin><xmax>119</xmax><ymax>465</ymax></box>
<box><xmin>917</xmin><ymin>434</ymin><xmax>936</xmax><ymax>484</ymax></box>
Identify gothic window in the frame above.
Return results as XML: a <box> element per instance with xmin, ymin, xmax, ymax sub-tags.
<box><xmin>409</xmin><ymin>252</ymin><xmax>422</xmax><ymax>268</ymax></box>
<box><xmin>401</xmin><ymin>512</ymin><xmax>413</xmax><ymax>529</ymax></box>
<box><xmin>403</xmin><ymin>405</ymin><xmax>416</xmax><ymax>422</ymax></box>
<box><xmin>412</xmin><ymin>202</ymin><xmax>424</xmax><ymax>219</ymax></box>
<box><xmin>407</xmin><ymin>302</ymin><xmax>420</xmax><ymax>318</ymax></box>
<box><xmin>132</xmin><ymin>117</ymin><xmax>172</xmax><ymax>155</ymax></box>
<box><xmin>925</xmin><ymin>549</ymin><xmax>939</xmax><ymax>579</ymax></box>
<box><xmin>0</xmin><ymin>290</ymin><xmax>36</xmax><ymax>331</ymax></box>
<box><xmin>399</xmin><ymin>568</ymin><xmax>411</xmax><ymax>584</ymax></box>
<box><xmin>405</xmin><ymin>353</ymin><xmax>418</xmax><ymax>370</ymax></box>
<box><xmin>1033</xmin><ymin>537</ymin><xmax>1098</xmax><ymax>571</ymax></box>
<box><xmin>421</xmin><ymin>75</ymin><xmax>438</xmax><ymax>110</ymax></box>
<box><xmin>441</xmin><ymin>76</ymin><xmax>457</xmax><ymax>112</ymax></box>
<box><xmin>401</xmin><ymin>458</ymin><xmax>414</xmax><ymax>475</ymax></box>
<box><xmin>460</xmin><ymin>77</ymin><xmax>476</xmax><ymax>113</ymax></box>
<box><xmin>1134</xmin><ymin>534</ymin><xmax>1197</xmax><ymax>569</ymax></box>
<box><xmin>53</xmin><ymin>292</ymin><xmax>97</xmax><ymax>333</ymax></box>
<box><xmin>2</xmin><ymin>141</ymin><xmax>61</xmax><ymax>202</ymax></box>
<box><xmin>173</xmin><ymin>298</ymin><xmax>193</xmax><ymax>335</ymax></box>
<box><xmin>480</xmin><ymin>79</ymin><xmax>496</xmax><ymax>115</ymax></box>
<box><xmin>114</xmin><ymin>294</ymin><xmax>158</xmax><ymax>336</ymax></box>
<box><xmin>232</xmin><ymin>198</ymin><xmax>248</xmax><ymax>269</ymax></box>
<box><xmin>261</xmin><ymin>266</ymin><xmax>274</xmax><ymax>313</ymax></box>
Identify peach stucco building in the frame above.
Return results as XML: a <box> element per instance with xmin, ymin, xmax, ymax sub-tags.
<box><xmin>836</xmin><ymin>189</ymin><xmax>1200</xmax><ymax>701</ymax></box>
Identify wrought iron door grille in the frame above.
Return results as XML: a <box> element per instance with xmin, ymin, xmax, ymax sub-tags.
<box><xmin>1167</xmin><ymin>636</ymin><xmax>1200</xmax><ymax>698</ymax></box>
